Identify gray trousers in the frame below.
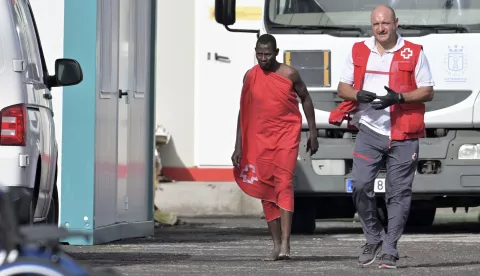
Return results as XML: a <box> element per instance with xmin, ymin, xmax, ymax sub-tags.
<box><xmin>351</xmin><ymin>124</ymin><xmax>419</xmax><ymax>257</ymax></box>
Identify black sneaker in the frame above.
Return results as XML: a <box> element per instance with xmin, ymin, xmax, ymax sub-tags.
<box><xmin>378</xmin><ymin>254</ymin><xmax>398</xmax><ymax>269</ymax></box>
<box><xmin>358</xmin><ymin>242</ymin><xmax>382</xmax><ymax>267</ymax></box>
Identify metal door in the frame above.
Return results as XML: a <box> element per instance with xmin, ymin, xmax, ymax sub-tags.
<box><xmin>95</xmin><ymin>0</ymin><xmax>121</xmax><ymax>228</ymax></box>
<box><xmin>116</xmin><ymin>0</ymin><xmax>131</xmax><ymax>223</ymax></box>
<box><xmin>114</xmin><ymin>0</ymin><xmax>153</xmax><ymax>223</ymax></box>
<box><xmin>126</xmin><ymin>0</ymin><xmax>152</xmax><ymax>222</ymax></box>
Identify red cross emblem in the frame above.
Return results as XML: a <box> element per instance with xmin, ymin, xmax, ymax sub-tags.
<box><xmin>239</xmin><ymin>164</ymin><xmax>258</xmax><ymax>184</ymax></box>
<box><xmin>401</xmin><ymin>48</ymin><xmax>413</xmax><ymax>59</ymax></box>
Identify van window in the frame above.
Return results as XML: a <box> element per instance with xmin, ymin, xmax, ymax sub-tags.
<box><xmin>12</xmin><ymin>0</ymin><xmax>44</xmax><ymax>81</ymax></box>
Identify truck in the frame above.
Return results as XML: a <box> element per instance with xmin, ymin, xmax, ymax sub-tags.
<box><xmin>214</xmin><ymin>0</ymin><xmax>480</xmax><ymax>233</ymax></box>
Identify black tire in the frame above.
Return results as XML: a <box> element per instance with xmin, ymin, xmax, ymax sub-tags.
<box><xmin>377</xmin><ymin>206</ymin><xmax>388</xmax><ymax>231</ymax></box>
<box><xmin>46</xmin><ymin>184</ymin><xmax>59</xmax><ymax>225</ymax></box>
<box><xmin>20</xmin><ymin>162</ymin><xmax>41</xmax><ymax>226</ymax></box>
<box><xmin>44</xmin><ymin>163</ymin><xmax>59</xmax><ymax>225</ymax></box>
<box><xmin>406</xmin><ymin>207</ymin><xmax>436</xmax><ymax>227</ymax></box>
<box><xmin>377</xmin><ymin>205</ymin><xmax>436</xmax><ymax>229</ymax></box>
<box><xmin>291</xmin><ymin>199</ymin><xmax>316</xmax><ymax>234</ymax></box>
<box><xmin>18</xmin><ymin>200</ymin><xmax>34</xmax><ymax>226</ymax></box>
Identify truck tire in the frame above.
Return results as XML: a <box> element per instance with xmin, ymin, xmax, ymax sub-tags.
<box><xmin>377</xmin><ymin>207</ymin><xmax>388</xmax><ymax>231</ymax></box>
<box><xmin>291</xmin><ymin>199</ymin><xmax>316</xmax><ymax>234</ymax></box>
<box><xmin>377</xmin><ymin>205</ymin><xmax>436</xmax><ymax>229</ymax></box>
<box><xmin>406</xmin><ymin>207</ymin><xmax>436</xmax><ymax>227</ymax></box>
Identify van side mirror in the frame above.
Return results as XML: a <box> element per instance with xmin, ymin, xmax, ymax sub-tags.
<box><xmin>215</xmin><ymin>0</ymin><xmax>236</xmax><ymax>26</ymax></box>
<box><xmin>53</xmin><ymin>58</ymin><xmax>83</xmax><ymax>87</ymax></box>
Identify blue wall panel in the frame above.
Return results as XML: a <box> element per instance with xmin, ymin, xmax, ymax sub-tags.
<box><xmin>60</xmin><ymin>0</ymin><xmax>97</xmax><ymax>245</ymax></box>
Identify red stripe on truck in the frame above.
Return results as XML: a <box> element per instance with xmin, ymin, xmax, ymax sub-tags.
<box><xmin>162</xmin><ymin>167</ymin><xmax>235</xmax><ymax>182</ymax></box>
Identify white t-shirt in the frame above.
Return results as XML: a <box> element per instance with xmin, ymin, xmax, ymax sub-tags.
<box><xmin>339</xmin><ymin>35</ymin><xmax>435</xmax><ymax>137</ymax></box>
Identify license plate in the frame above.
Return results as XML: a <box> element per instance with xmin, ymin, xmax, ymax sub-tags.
<box><xmin>346</xmin><ymin>179</ymin><xmax>386</xmax><ymax>193</ymax></box>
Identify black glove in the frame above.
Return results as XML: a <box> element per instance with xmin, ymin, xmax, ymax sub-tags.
<box><xmin>355</xmin><ymin>90</ymin><xmax>377</xmax><ymax>103</ymax></box>
<box><xmin>371</xmin><ymin>86</ymin><xmax>405</xmax><ymax>110</ymax></box>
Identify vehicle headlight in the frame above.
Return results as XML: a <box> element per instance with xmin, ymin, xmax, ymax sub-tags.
<box><xmin>458</xmin><ymin>144</ymin><xmax>480</xmax><ymax>159</ymax></box>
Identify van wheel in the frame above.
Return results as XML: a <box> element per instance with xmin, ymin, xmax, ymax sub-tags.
<box><xmin>19</xmin><ymin>200</ymin><xmax>34</xmax><ymax>225</ymax></box>
<box><xmin>46</xmin><ymin>169</ymin><xmax>59</xmax><ymax>225</ymax></box>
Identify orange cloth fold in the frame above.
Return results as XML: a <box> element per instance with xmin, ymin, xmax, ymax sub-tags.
<box><xmin>233</xmin><ymin>65</ymin><xmax>302</xmax><ymax>221</ymax></box>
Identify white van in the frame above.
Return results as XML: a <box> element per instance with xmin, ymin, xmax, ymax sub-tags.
<box><xmin>1</xmin><ymin>0</ymin><xmax>83</xmax><ymax>225</ymax></box>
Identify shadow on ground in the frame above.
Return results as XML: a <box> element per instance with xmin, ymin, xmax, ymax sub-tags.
<box><xmin>103</xmin><ymin>221</ymin><xmax>272</xmax><ymax>246</ymax></box>
<box><xmin>400</xmin><ymin>260</ymin><xmax>480</xmax><ymax>269</ymax></box>
<box><xmin>63</xmin><ymin>218</ymin><xmax>480</xmax><ymax>272</ymax></box>
<box><xmin>306</xmin><ymin>220</ymin><xmax>480</xmax><ymax>236</ymax></box>
<box><xmin>68</xmin><ymin>251</ymin><xmax>359</xmax><ymax>267</ymax></box>
<box><xmin>87</xmin><ymin>218</ymin><xmax>480</xmax><ymax>248</ymax></box>
<box><xmin>69</xmin><ymin>252</ymin><xmax>191</xmax><ymax>267</ymax></box>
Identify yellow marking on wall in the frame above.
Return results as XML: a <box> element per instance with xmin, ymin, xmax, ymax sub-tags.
<box><xmin>209</xmin><ymin>6</ymin><xmax>263</xmax><ymax>21</ymax></box>
<box><xmin>285</xmin><ymin>51</ymin><xmax>291</xmax><ymax>66</ymax></box>
<box><xmin>324</xmin><ymin>51</ymin><xmax>330</xmax><ymax>87</ymax></box>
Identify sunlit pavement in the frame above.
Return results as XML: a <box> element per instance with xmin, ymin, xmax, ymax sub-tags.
<box><xmin>66</xmin><ymin>212</ymin><xmax>480</xmax><ymax>276</ymax></box>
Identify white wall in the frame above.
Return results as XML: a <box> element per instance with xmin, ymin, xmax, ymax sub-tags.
<box><xmin>29</xmin><ymin>0</ymin><xmax>65</xmax><ymax>216</ymax></box>
<box><xmin>193</xmin><ymin>0</ymin><xmax>262</xmax><ymax>167</ymax></box>
<box><xmin>155</xmin><ymin>0</ymin><xmax>196</xmax><ymax>167</ymax></box>
<box><xmin>155</xmin><ymin>1</ymin><xmax>264</xmax><ymax>172</ymax></box>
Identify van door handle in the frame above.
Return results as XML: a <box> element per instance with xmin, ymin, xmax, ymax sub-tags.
<box><xmin>214</xmin><ymin>53</ymin><xmax>230</xmax><ymax>62</ymax></box>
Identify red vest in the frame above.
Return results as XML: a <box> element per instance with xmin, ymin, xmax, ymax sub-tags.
<box><xmin>328</xmin><ymin>40</ymin><xmax>426</xmax><ymax>140</ymax></box>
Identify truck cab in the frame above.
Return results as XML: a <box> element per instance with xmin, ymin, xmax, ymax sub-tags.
<box><xmin>215</xmin><ymin>0</ymin><xmax>480</xmax><ymax>233</ymax></box>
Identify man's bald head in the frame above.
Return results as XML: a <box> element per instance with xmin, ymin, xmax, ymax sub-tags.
<box><xmin>370</xmin><ymin>5</ymin><xmax>398</xmax><ymax>48</ymax></box>
<box><xmin>371</xmin><ymin>5</ymin><xmax>396</xmax><ymax>22</ymax></box>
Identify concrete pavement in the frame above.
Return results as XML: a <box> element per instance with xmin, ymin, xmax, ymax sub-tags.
<box><xmin>66</xmin><ymin>217</ymin><xmax>480</xmax><ymax>276</ymax></box>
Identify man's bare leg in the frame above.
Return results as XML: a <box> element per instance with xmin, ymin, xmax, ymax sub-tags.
<box><xmin>263</xmin><ymin>218</ymin><xmax>282</xmax><ymax>261</ymax></box>
<box><xmin>261</xmin><ymin>200</ymin><xmax>282</xmax><ymax>261</ymax></box>
<box><xmin>279</xmin><ymin>208</ymin><xmax>293</xmax><ymax>260</ymax></box>
<box><xmin>273</xmin><ymin>165</ymin><xmax>295</xmax><ymax>260</ymax></box>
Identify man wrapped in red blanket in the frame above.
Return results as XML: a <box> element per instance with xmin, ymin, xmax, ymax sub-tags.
<box><xmin>231</xmin><ymin>34</ymin><xmax>318</xmax><ymax>261</ymax></box>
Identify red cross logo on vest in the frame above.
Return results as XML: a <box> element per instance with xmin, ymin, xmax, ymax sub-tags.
<box><xmin>401</xmin><ymin>47</ymin><xmax>413</xmax><ymax>59</ymax></box>
<box><xmin>239</xmin><ymin>164</ymin><xmax>258</xmax><ymax>184</ymax></box>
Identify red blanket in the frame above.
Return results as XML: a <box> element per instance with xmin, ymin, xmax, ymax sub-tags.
<box><xmin>233</xmin><ymin>65</ymin><xmax>301</xmax><ymax>214</ymax></box>
<box><xmin>328</xmin><ymin>101</ymin><xmax>357</xmax><ymax>127</ymax></box>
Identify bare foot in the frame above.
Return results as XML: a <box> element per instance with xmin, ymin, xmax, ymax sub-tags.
<box><xmin>262</xmin><ymin>246</ymin><xmax>281</xmax><ymax>261</ymax></box>
<box><xmin>278</xmin><ymin>242</ymin><xmax>291</xmax><ymax>260</ymax></box>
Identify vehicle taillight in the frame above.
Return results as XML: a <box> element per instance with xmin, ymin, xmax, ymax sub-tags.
<box><xmin>0</xmin><ymin>104</ymin><xmax>26</xmax><ymax>146</ymax></box>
